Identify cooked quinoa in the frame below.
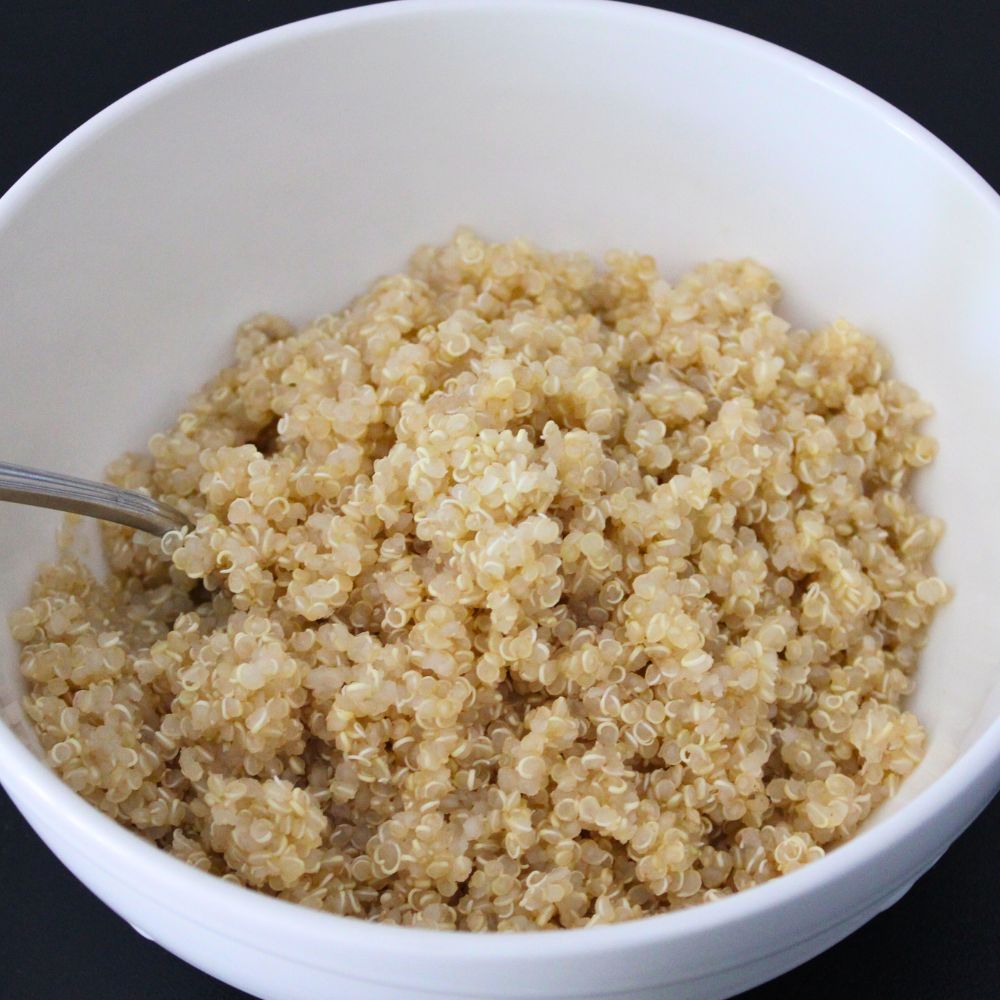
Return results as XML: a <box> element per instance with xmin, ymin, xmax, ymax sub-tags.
<box><xmin>11</xmin><ymin>231</ymin><xmax>948</xmax><ymax>930</ymax></box>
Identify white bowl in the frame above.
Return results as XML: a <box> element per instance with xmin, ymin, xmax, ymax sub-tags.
<box><xmin>2</xmin><ymin>2</ymin><xmax>999</xmax><ymax>998</ymax></box>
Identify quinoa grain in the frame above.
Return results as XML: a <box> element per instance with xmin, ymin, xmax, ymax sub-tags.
<box><xmin>13</xmin><ymin>231</ymin><xmax>946</xmax><ymax>929</ymax></box>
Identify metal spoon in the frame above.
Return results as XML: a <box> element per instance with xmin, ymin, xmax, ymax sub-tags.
<box><xmin>0</xmin><ymin>461</ymin><xmax>189</xmax><ymax>536</ymax></box>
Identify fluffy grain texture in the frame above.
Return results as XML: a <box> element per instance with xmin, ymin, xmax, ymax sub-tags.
<box><xmin>12</xmin><ymin>232</ymin><xmax>947</xmax><ymax>930</ymax></box>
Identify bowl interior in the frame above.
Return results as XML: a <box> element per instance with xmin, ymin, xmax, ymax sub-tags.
<box><xmin>1</xmin><ymin>1</ymin><xmax>999</xmax><ymax>825</ymax></box>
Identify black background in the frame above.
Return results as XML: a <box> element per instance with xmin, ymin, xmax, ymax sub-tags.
<box><xmin>1</xmin><ymin>2</ymin><xmax>997</xmax><ymax>998</ymax></box>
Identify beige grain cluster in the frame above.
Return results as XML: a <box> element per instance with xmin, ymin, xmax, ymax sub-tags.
<box><xmin>11</xmin><ymin>231</ymin><xmax>948</xmax><ymax>930</ymax></box>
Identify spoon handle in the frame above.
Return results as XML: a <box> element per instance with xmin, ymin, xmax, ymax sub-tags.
<box><xmin>0</xmin><ymin>461</ymin><xmax>189</xmax><ymax>537</ymax></box>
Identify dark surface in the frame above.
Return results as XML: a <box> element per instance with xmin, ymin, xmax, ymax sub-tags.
<box><xmin>1</xmin><ymin>2</ymin><xmax>997</xmax><ymax>998</ymax></box>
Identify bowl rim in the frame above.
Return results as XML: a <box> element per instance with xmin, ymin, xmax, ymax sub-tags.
<box><xmin>1</xmin><ymin>0</ymin><xmax>999</xmax><ymax>966</ymax></box>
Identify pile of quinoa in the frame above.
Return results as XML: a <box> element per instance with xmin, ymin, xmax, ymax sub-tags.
<box><xmin>11</xmin><ymin>231</ymin><xmax>948</xmax><ymax>930</ymax></box>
